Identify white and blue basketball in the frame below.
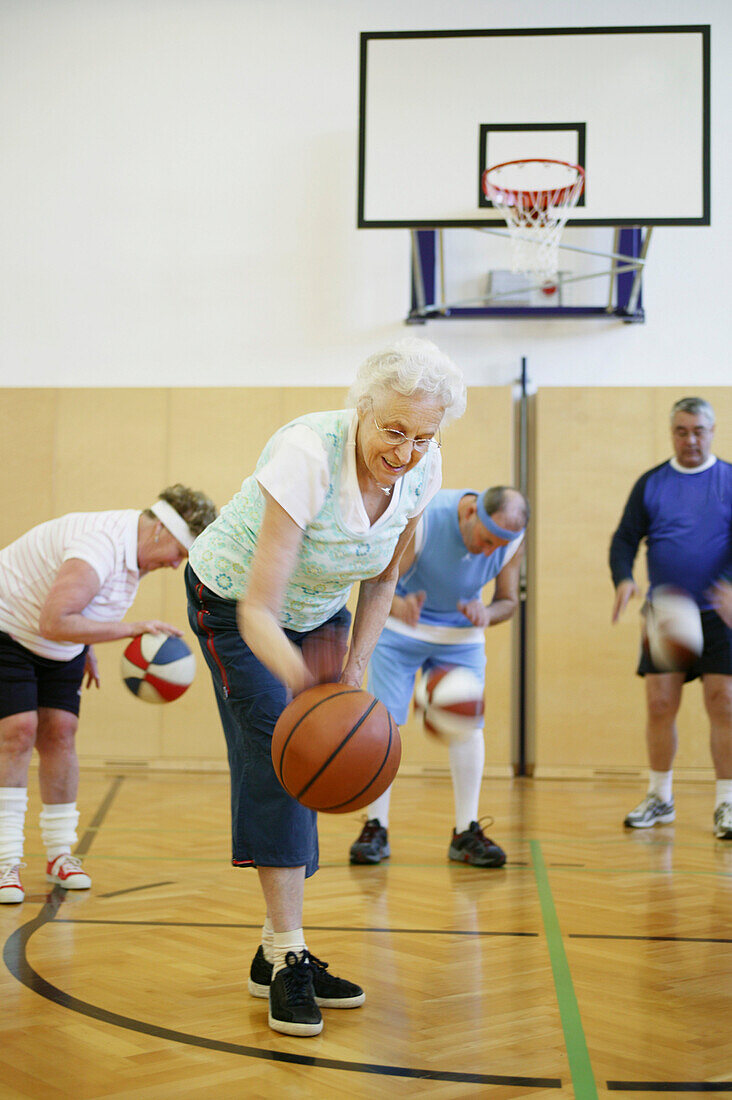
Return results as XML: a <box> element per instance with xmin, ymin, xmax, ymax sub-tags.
<box><xmin>121</xmin><ymin>633</ymin><xmax>196</xmax><ymax>704</ymax></box>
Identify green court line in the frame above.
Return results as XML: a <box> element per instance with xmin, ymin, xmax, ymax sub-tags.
<box><xmin>531</xmin><ymin>839</ymin><xmax>598</xmax><ymax>1100</ymax></box>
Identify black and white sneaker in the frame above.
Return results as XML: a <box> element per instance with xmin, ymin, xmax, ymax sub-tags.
<box><xmin>268</xmin><ymin>951</ymin><xmax>322</xmax><ymax>1037</ymax></box>
<box><xmin>714</xmin><ymin>802</ymin><xmax>732</xmax><ymax>840</ymax></box>
<box><xmin>250</xmin><ymin>946</ymin><xmax>365</xmax><ymax>1008</ymax></box>
<box><xmin>349</xmin><ymin>818</ymin><xmax>390</xmax><ymax>864</ymax></box>
<box><xmin>624</xmin><ymin>794</ymin><xmax>675</xmax><ymax>829</ymax></box>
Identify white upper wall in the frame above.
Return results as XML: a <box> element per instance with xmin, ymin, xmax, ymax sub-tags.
<box><xmin>0</xmin><ymin>0</ymin><xmax>728</xmax><ymax>388</ymax></box>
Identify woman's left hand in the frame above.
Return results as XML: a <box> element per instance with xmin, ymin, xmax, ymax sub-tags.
<box><xmin>84</xmin><ymin>647</ymin><xmax>100</xmax><ymax>689</ymax></box>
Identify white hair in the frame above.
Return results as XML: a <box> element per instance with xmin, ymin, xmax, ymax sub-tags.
<box><xmin>346</xmin><ymin>337</ymin><xmax>467</xmax><ymax>427</ymax></box>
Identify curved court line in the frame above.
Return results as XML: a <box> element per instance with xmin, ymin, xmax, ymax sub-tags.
<box><xmin>3</xmin><ymin>892</ymin><xmax>560</xmax><ymax>1088</ymax></box>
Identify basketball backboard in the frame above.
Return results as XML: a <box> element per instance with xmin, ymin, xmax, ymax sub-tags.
<box><xmin>358</xmin><ymin>26</ymin><xmax>710</xmax><ymax>228</ymax></box>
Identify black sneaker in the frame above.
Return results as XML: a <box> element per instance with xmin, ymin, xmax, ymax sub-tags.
<box><xmin>249</xmin><ymin>946</ymin><xmax>365</xmax><ymax>1008</ymax></box>
<box><xmin>449</xmin><ymin>820</ymin><xmax>507</xmax><ymax>868</ymax></box>
<box><xmin>349</xmin><ymin>818</ymin><xmax>390</xmax><ymax>864</ymax></box>
<box><xmin>268</xmin><ymin>950</ymin><xmax>323</xmax><ymax>1036</ymax></box>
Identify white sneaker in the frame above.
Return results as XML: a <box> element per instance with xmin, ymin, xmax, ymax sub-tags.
<box><xmin>714</xmin><ymin>802</ymin><xmax>732</xmax><ymax>840</ymax></box>
<box><xmin>624</xmin><ymin>794</ymin><xmax>675</xmax><ymax>828</ymax></box>
<box><xmin>46</xmin><ymin>854</ymin><xmax>91</xmax><ymax>889</ymax></box>
<box><xmin>0</xmin><ymin>862</ymin><xmax>25</xmax><ymax>904</ymax></box>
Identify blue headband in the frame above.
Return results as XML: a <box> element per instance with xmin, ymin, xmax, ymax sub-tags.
<box><xmin>475</xmin><ymin>496</ymin><xmax>524</xmax><ymax>542</ymax></box>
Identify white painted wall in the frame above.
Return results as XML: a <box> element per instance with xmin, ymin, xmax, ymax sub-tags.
<box><xmin>0</xmin><ymin>0</ymin><xmax>728</xmax><ymax>388</ymax></box>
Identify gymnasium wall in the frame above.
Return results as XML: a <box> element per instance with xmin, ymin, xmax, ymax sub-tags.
<box><xmin>532</xmin><ymin>387</ymin><xmax>732</xmax><ymax>780</ymax></box>
<box><xmin>0</xmin><ymin>386</ymin><xmax>515</xmax><ymax>776</ymax></box>
<box><xmin>0</xmin><ymin>0</ymin><xmax>730</xmax><ymax>392</ymax></box>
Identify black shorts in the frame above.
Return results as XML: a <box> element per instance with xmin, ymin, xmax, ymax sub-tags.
<box><xmin>0</xmin><ymin>631</ymin><xmax>87</xmax><ymax>719</ymax></box>
<box><xmin>637</xmin><ymin>610</ymin><xmax>732</xmax><ymax>681</ymax></box>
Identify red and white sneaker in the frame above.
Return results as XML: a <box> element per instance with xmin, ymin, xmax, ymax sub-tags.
<box><xmin>46</xmin><ymin>854</ymin><xmax>91</xmax><ymax>889</ymax></box>
<box><xmin>0</xmin><ymin>862</ymin><xmax>25</xmax><ymax>904</ymax></box>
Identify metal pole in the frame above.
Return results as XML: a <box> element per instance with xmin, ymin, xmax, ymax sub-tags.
<box><xmin>517</xmin><ymin>357</ymin><xmax>529</xmax><ymax>777</ymax></box>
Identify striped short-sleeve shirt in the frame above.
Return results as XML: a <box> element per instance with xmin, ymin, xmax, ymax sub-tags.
<box><xmin>0</xmin><ymin>510</ymin><xmax>141</xmax><ymax>660</ymax></box>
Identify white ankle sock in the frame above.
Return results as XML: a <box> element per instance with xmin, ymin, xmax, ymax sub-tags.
<box><xmin>272</xmin><ymin>929</ymin><xmax>307</xmax><ymax>977</ymax></box>
<box><xmin>0</xmin><ymin>787</ymin><xmax>28</xmax><ymax>864</ymax></box>
<box><xmin>261</xmin><ymin>916</ymin><xmax>275</xmax><ymax>963</ymax></box>
<box><xmin>715</xmin><ymin>779</ymin><xmax>732</xmax><ymax>810</ymax></box>
<box><xmin>648</xmin><ymin>770</ymin><xmax>673</xmax><ymax>804</ymax></box>
<box><xmin>39</xmin><ymin>802</ymin><xmax>79</xmax><ymax>861</ymax></box>
<box><xmin>449</xmin><ymin>729</ymin><xmax>485</xmax><ymax>834</ymax></box>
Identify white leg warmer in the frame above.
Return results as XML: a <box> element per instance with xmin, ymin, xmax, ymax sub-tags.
<box><xmin>0</xmin><ymin>787</ymin><xmax>28</xmax><ymax>864</ymax></box>
<box><xmin>40</xmin><ymin>802</ymin><xmax>79</xmax><ymax>861</ymax></box>
<box><xmin>449</xmin><ymin>729</ymin><xmax>485</xmax><ymax>834</ymax></box>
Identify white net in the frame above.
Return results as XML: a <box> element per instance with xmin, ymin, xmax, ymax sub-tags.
<box><xmin>483</xmin><ymin>159</ymin><xmax>585</xmax><ymax>279</ymax></box>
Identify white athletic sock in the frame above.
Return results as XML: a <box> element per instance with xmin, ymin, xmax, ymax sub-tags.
<box><xmin>261</xmin><ymin>916</ymin><xmax>275</xmax><ymax>963</ymax></box>
<box><xmin>366</xmin><ymin>786</ymin><xmax>392</xmax><ymax>830</ymax></box>
<box><xmin>449</xmin><ymin>728</ymin><xmax>485</xmax><ymax>834</ymax></box>
<box><xmin>648</xmin><ymin>770</ymin><xmax>673</xmax><ymax>804</ymax></box>
<box><xmin>715</xmin><ymin>779</ymin><xmax>732</xmax><ymax>810</ymax></box>
<box><xmin>0</xmin><ymin>788</ymin><xmax>28</xmax><ymax>864</ymax></box>
<box><xmin>272</xmin><ymin>928</ymin><xmax>307</xmax><ymax>977</ymax></box>
<box><xmin>39</xmin><ymin>802</ymin><xmax>79</xmax><ymax>861</ymax></box>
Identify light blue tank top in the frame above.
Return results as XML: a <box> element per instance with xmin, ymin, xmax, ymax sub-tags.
<box><xmin>190</xmin><ymin>409</ymin><xmax>437</xmax><ymax>630</ymax></box>
<box><xmin>397</xmin><ymin>489</ymin><xmax>518</xmax><ymax>629</ymax></box>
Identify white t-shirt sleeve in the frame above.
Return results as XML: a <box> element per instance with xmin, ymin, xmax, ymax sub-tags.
<box><xmin>256</xmin><ymin>424</ymin><xmax>330</xmax><ymax>529</ymax></box>
<box><xmin>407</xmin><ymin>448</ymin><xmax>442</xmax><ymax>518</ymax></box>
<box><xmin>63</xmin><ymin>531</ymin><xmax>117</xmax><ymax>588</ymax></box>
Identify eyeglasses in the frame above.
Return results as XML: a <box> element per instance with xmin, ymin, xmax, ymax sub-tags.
<box><xmin>370</xmin><ymin>402</ymin><xmax>442</xmax><ymax>454</ymax></box>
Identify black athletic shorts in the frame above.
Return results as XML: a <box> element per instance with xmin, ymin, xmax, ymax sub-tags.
<box><xmin>0</xmin><ymin>631</ymin><xmax>87</xmax><ymax>719</ymax></box>
<box><xmin>637</xmin><ymin>610</ymin><xmax>732</xmax><ymax>682</ymax></box>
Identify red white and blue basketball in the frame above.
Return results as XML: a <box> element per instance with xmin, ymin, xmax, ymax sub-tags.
<box><xmin>121</xmin><ymin>633</ymin><xmax>196</xmax><ymax>704</ymax></box>
<box><xmin>643</xmin><ymin>586</ymin><xmax>703</xmax><ymax>672</ymax></box>
<box><xmin>416</xmin><ymin>665</ymin><xmax>485</xmax><ymax>744</ymax></box>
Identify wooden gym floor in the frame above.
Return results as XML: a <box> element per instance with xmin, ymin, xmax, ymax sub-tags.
<box><xmin>1</xmin><ymin>770</ymin><xmax>730</xmax><ymax>1100</ymax></box>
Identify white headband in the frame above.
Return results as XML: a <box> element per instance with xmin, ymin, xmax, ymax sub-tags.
<box><xmin>150</xmin><ymin>499</ymin><xmax>195</xmax><ymax>550</ymax></box>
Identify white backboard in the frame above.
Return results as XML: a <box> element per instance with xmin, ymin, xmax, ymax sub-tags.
<box><xmin>358</xmin><ymin>26</ymin><xmax>710</xmax><ymax>227</ymax></box>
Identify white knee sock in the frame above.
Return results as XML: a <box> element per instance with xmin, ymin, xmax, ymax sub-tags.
<box><xmin>449</xmin><ymin>729</ymin><xmax>485</xmax><ymax>834</ymax></box>
<box><xmin>261</xmin><ymin>916</ymin><xmax>275</xmax><ymax>963</ymax></box>
<box><xmin>648</xmin><ymin>770</ymin><xmax>673</xmax><ymax>803</ymax></box>
<box><xmin>715</xmin><ymin>779</ymin><xmax>732</xmax><ymax>810</ymax></box>
<box><xmin>272</xmin><ymin>928</ymin><xmax>307</xmax><ymax>977</ymax></box>
<box><xmin>0</xmin><ymin>788</ymin><xmax>28</xmax><ymax>864</ymax></box>
<box><xmin>39</xmin><ymin>802</ymin><xmax>79</xmax><ymax>861</ymax></box>
<box><xmin>366</xmin><ymin>785</ymin><xmax>392</xmax><ymax>829</ymax></box>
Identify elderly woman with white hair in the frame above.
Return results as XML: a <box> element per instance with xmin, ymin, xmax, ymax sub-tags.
<box><xmin>0</xmin><ymin>484</ymin><xmax>216</xmax><ymax>905</ymax></box>
<box><xmin>185</xmin><ymin>337</ymin><xmax>466</xmax><ymax>1038</ymax></box>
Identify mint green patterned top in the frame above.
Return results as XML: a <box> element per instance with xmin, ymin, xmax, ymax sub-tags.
<box><xmin>189</xmin><ymin>409</ymin><xmax>439</xmax><ymax>631</ymax></box>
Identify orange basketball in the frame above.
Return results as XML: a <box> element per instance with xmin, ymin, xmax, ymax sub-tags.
<box><xmin>271</xmin><ymin>683</ymin><xmax>401</xmax><ymax>813</ymax></box>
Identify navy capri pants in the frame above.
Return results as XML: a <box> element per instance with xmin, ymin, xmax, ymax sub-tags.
<box><xmin>185</xmin><ymin>564</ymin><xmax>350</xmax><ymax>878</ymax></box>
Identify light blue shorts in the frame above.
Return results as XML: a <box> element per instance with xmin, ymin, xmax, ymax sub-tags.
<box><xmin>367</xmin><ymin>627</ymin><xmax>486</xmax><ymax>726</ymax></box>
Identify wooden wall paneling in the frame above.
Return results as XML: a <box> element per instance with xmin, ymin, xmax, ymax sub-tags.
<box><xmin>54</xmin><ymin>389</ymin><xmax>170</xmax><ymax>766</ymax></box>
<box><xmin>0</xmin><ymin>390</ymin><xmax>57</xmax><ymax>546</ymax></box>
<box><xmin>532</xmin><ymin>386</ymin><xmax>732</xmax><ymax>779</ymax></box>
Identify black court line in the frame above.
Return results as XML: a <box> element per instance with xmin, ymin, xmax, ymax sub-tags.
<box><xmin>74</xmin><ymin>775</ymin><xmax>125</xmax><ymax>856</ymax></box>
<box><xmin>608</xmin><ymin>1083</ymin><xmax>732</xmax><ymax>1092</ymax></box>
<box><xmin>1</xmin><ymin>775</ymin><xmax>560</xmax><ymax>1089</ymax></box>
<box><xmin>3</xmin><ymin>895</ymin><xmax>560</xmax><ymax>1088</ymax></box>
<box><xmin>55</xmin><ymin>919</ymin><xmax>538</xmax><ymax>937</ymax></box>
<box><xmin>571</xmin><ymin>933</ymin><xmax>732</xmax><ymax>945</ymax></box>
<box><xmin>98</xmin><ymin>881</ymin><xmax>176</xmax><ymax>898</ymax></box>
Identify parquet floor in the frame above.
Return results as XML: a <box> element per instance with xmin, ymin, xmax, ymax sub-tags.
<box><xmin>1</xmin><ymin>771</ymin><xmax>730</xmax><ymax>1099</ymax></box>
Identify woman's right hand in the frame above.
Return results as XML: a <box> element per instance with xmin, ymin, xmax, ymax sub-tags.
<box><xmin>128</xmin><ymin>621</ymin><xmax>183</xmax><ymax>638</ymax></box>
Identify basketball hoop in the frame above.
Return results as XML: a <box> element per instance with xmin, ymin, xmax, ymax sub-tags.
<box><xmin>482</xmin><ymin>159</ymin><xmax>585</xmax><ymax>279</ymax></box>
